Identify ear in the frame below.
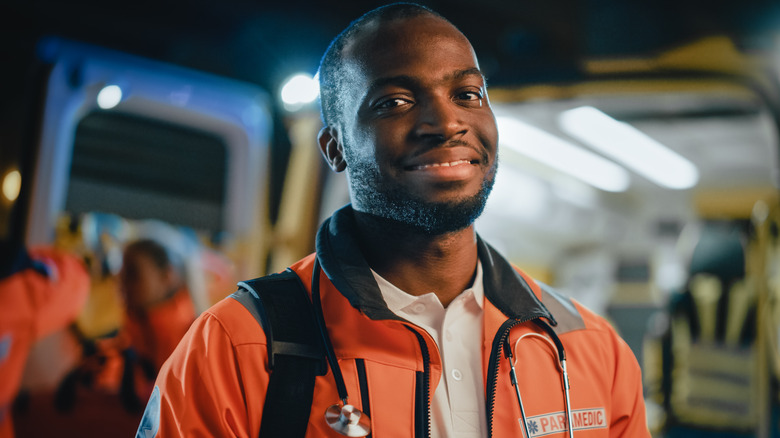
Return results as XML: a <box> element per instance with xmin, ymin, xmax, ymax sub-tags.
<box><xmin>318</xmin><ymin>126</ymin><xmax>347</xmax><ymax>172</ymax></box>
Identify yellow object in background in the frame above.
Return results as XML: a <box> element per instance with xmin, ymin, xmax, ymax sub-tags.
<box><xmin>75</xmin><ymin>275</ymin><xmax>123</xmax><ymax>338</ymax></box>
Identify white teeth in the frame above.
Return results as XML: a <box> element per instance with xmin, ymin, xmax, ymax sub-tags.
<box><xmin>413</xmin><ymin>159</ymin><xmax>471</xmax><ymax>170</ymax></box>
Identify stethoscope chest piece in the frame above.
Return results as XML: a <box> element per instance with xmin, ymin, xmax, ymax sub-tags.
<box><xmin>324</xmin><ymin>403</ymin><xmax>371</xmax><ymax>437</ymax></box>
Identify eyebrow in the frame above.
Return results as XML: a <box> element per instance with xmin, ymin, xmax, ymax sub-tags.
<box><xmin>365</xmin><ymin>68</ymin><xmax>487</xmax><ymax>98</ymax></box>
<box><xmin>452</xmin><ymin>67</ymin><xmax>486</xmax><ymax>82</ymax></box>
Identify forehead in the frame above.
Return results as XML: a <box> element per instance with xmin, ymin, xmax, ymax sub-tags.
<box><xmin>123</xmin><ymin>249</ymin><xmax>149</xmax><ymax>265</ymax></box>
<box><xmin>123</xmin><ymin>247</ymin><xmax>159</xmax><ymax>265</ymax></box>
<box><xmin>342</xmin><ymin>15</ymin><xmax>480</xmax><ymax>86</ymax></box>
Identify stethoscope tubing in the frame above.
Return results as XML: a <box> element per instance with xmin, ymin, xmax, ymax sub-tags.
<box><xmin>312</xmin><ymin>258</ymin><xmax>372</xmax><ymax>437</ymax></box>
<box><xmin>505</xmin><ymin>343</ymin><xmax>532</xmax><ymax>437</ymax></box>
<box><xmin>507</xmin><ymin>322</ymin><xmax>575</xmax><ymax>438</ymax></box>
<box><xmin>311</xmin><ymin>258</ymin><xmax>350</xmax><ymax>405</ymax></box>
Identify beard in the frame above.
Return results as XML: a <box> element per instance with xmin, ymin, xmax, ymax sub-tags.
<box><xmin>347</xmin><ymin>159</ymin><xmax>497</xmax><ymax>235</ymax></box>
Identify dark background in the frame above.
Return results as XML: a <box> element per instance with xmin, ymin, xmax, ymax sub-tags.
<box><xmin>4</xmin><ymin>0</ymin><xmax>780</xmax><ymax>103</ymax></box>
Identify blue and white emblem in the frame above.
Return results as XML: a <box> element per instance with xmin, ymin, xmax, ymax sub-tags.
<box><xmin>136</xmin><ymin>386</ymin><xmax>161</xmax><ymax>438</ymax></box>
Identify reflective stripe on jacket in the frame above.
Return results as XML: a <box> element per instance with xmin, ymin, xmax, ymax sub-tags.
<box><xmin>143</xmin><ymin>206</ymin><xmax>649</xmax><ymax>437</ymax></box>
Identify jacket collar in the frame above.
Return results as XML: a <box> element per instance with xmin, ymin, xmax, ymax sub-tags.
<box><xmin>315</xmin><ymin>205</ymin><xmax>555</xmax><ymax>325</ymax></box>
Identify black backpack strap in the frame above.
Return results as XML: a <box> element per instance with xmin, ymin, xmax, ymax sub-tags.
<box><xmin>231</xmin><ymin>269</ymin><xmax>327</xmax><ymax>438</ymax></box>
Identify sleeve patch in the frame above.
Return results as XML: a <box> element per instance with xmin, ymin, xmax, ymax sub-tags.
<box><xmin>136</xmin><ymin>386</ymin><xmax>161</xmax><ymax>438</ymax></box>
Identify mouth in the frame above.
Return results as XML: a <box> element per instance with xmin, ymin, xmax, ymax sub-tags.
<box><xmin>405</xmin><ymin>159</ymin><xmax>479</xmax><ymax>171</ymax></box>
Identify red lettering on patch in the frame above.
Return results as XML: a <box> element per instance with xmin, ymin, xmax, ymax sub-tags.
<box><xmin>573</xmin><ymin>412</ymin><xmax>580</xmax><ymax>427</ymax></box>
<box><xmin>521</xmin><ymin>408</ymin><xmax>607</xmax><ymax>437</ymax></box>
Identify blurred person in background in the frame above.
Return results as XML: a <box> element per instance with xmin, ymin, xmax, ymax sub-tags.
<box><xmin>17</xmin><ymin>237</ymin><xmax>197</xmax><ymax>437</ymax></box>
<box><xmin>0</xmin><ymin>243</ymin><xmax>90</xmax><ymax>438</ymax></box>
<box><xmin>114</xmin><ymin>238</ymin><xmax>197</xmax><ymax>410</ymax></box>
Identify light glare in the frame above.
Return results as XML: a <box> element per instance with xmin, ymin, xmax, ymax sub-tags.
<box><xmin>2</xmin><ymin>169</ymin><xmax>21</xmax><ymax>202</ymax></box>
<box><xmin>558</xmin><ymin>106</ymin><xmax>699</xmax><ymax>190</ymax></box>
<box><xmin>497</xmin><ymin>117</ymin><xmax>631</xmax><ymax>192</ymax></box>
<box><xmin>97</xmin><ymin>84</ymin><xmax>123</xmax><ymax>109</ymax></box>
<box><xmin>280</xmin><ymin>74</ymin><xmax>319</xmax><ymax>109</ymax></box>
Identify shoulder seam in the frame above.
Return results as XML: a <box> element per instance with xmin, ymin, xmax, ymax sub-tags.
<box><xmin>207</xmin><ymin>298</ymin><xmax>268</xmax><ymax>347</ymax></box>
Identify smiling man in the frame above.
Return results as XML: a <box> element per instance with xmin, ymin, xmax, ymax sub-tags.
<box><xmin>138</xmin><ymin>3</ymin><xmax>650</xmax><ymax>437</ymax></box>
<box><xmin>319</xmin><ymin>12</ymin><xmax>497</xmax><ymax>240</ymax></box>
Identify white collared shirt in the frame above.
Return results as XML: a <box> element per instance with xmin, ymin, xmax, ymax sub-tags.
<box><xmin>372</xmin><ymin>262</ymin><xmax>486</xmax><ymax>438</ymax></box>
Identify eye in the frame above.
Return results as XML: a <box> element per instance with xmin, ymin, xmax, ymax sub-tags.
<box><xmin>455</xmin><ymin>89</ymin><xmax>484</xmax><ymax>106</ymax></box>
<box><xmin>374</xmin><ymin>97</ymin><xmax>413</xmax><ymax>111</ymax></box>
<box><xmin>458</xmin><ymin>91</ymin><xmax>481</xmax><ymax>100</ymax></box>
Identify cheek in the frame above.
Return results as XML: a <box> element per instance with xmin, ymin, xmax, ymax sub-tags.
<box><xmin>366</xmin><ymin>124</ymin><xmax>409</xmax><ymax>166</ymax></box>
<box><xmin>343</xmin><ymin>128</ymin><xmax>380</xmax><ymax>168</ymax></box>
<box><xmin>477</xmin><ymin>115</ymin><xmax>499</xmax><ymax>156</ymax></box>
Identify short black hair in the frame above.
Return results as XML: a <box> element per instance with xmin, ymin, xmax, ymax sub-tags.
<box><xmin>317</xmin><ymin>3</ymin><xmax>448</xmax><ymax>127</ymax></box>
<box><xmin>124</xmin><ymin>238</ymin><xmax>172</xmax><ymax>271</ymax></box>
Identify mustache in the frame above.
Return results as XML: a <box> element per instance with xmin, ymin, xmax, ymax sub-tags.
<box><xmin>410</xmin><ymin>139</ymin><xmax>490</xmax><ymax>164</ymax></box>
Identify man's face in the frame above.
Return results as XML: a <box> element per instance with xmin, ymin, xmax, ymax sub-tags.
<box><xmin>325</xmin><ymin>14</ymin><xmax>499</xmax><ymax>234</ymax></box>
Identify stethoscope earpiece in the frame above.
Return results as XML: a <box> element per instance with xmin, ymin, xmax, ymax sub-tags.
<box><xmin>324</xmin><ymin>403</ymin><xmax>371</xmax><ymax>437</ymax></box>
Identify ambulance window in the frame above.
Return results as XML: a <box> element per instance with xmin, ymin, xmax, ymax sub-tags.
<box><xmin>65</xmin><ymin>111</ymin><xmax>228</xmax><ymax>232</ymax></box>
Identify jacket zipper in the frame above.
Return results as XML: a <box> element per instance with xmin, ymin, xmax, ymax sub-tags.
<box><xmin>406</xmin><ymin>327</ymin><xmax>431</xmax><ymax>438</ymax></box>
<box><xmin>485</xmin><ymin>318</ymin><xmax>538</xmax><ymax>438</ymax></box>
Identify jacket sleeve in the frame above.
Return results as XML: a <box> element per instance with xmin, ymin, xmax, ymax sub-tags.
<box><xmin>27</xmin><ymin>246</ymin><xmax>90</xmax><ymax>339</ymax></box>
<box><xmin>608</xmin><ymin>327</ymin><xmax>651</xmax><ymax>437</ymax></box>
<box><xmin>137</xmin><ymin>310</ymin><xmax>267</xmax><ymax>437</ymax></box>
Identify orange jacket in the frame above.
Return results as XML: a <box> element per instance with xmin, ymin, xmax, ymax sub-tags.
<box><xmin>0</xmin><ymin>246</ymin><xmax>90</xmax><ymax>438</ymax></box>
<box><xmin>141</xmin><ymin>206</ymin><xmax>649</xmax><ymax>437</ymax></box>
<box><xmin>122</xmin><ymin>288</ymin><xmax>196</xmax><ymax>371</ymax></box>
<box><xmin>76</xmin><ymin>288</ymin><xmax>196</xmax><ymax>398</ymax></box>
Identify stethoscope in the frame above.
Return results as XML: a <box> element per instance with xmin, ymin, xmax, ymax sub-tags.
<box><xmin>505</xmin><ymin>321</ymin><xmax>575</xmax><ymax>438</ymax></box>
<box><xmin>310</xmin><ymin>258</ymin><xmax>575</xmax><ymax>438</ymax></box>
<box><xmin>311</xmin><ymin>259</ymin><xmax>372</xmax><ymax>437</ymax></box>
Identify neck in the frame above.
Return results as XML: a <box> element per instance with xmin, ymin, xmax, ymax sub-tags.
<box><xmin>353</xmin><ymin>211</ymin><xmax>479</xmax><ymax>307</ymax></box>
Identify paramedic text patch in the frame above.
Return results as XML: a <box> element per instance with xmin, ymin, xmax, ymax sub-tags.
<box><xmin>521</xmin><ymin>408</ymin><xmax>607</xmax><ymax>436</ymax></box>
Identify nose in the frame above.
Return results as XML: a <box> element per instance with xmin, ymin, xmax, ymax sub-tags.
<box><xmin>414</xmin><ymin>95</ymin><xmax>467</xmax><ymax>141</ymax></box>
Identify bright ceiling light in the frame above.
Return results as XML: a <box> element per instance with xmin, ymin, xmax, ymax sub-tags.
<box><xmin>280</xmin><ymin>73</ymin><xmax>319</xmax><ymax>110</ymax></box>
<box><xmin>497</xmin><ymin>117</ymin><xmax>631</xmax><ymax>192</ymax></box>
<box><xmin>97</xmin><ymin>84</ymin><xmax>123</xmax><ymax>109</ymax></box>
<box><xmin>2</xmin><ymin>169</ymin><xmax>21</xmax><ymax>202</ymax></box>
<box><xmin>558</xmin><ymin>106</ymin><xmax>699</xmax><ymax>190</ymax></box>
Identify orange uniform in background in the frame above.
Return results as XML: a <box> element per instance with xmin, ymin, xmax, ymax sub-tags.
<box><xmin>122</xmin><ymin>288</ymin><xmax>195</xmax><ymax>371</ymax></box>
<box><xmin>116</xmin><ymin>238</ymin><xmax>197</xmax><ymax>398</ymax></box>
<box><xmin>9</xmin><ymin>246</ymin><xmax>195</xmax><ymax>438</ymax></box>
<box><xmin>118</xmin><ymin>287</ymin><xmax>195</xmax><ymax>407</ymax></box>
<box><xmin>0</xmin><ymin>246</ymin><xmax>90</xmax><ymax>438</ymax></box>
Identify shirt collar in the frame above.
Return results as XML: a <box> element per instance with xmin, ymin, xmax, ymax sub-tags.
<box><xmin>373</xmin><ymin>260</ymin><xmax>484</xmax><ymax>313</ymax></box>
<box><xmin>316</xmin><ymin>205</ymin><xmax>554</xmax><ymax>325</ymax></box>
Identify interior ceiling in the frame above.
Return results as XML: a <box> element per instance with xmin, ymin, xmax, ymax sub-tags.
<box><xmin>6</xmin><ymin>0</ymin><xmax>780</xmax><ymax>94</ymax></box>
<box><xmin>479</xmin><ymin>88</ymin><xmax>778</xmax><ymax>265</ymax></box>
